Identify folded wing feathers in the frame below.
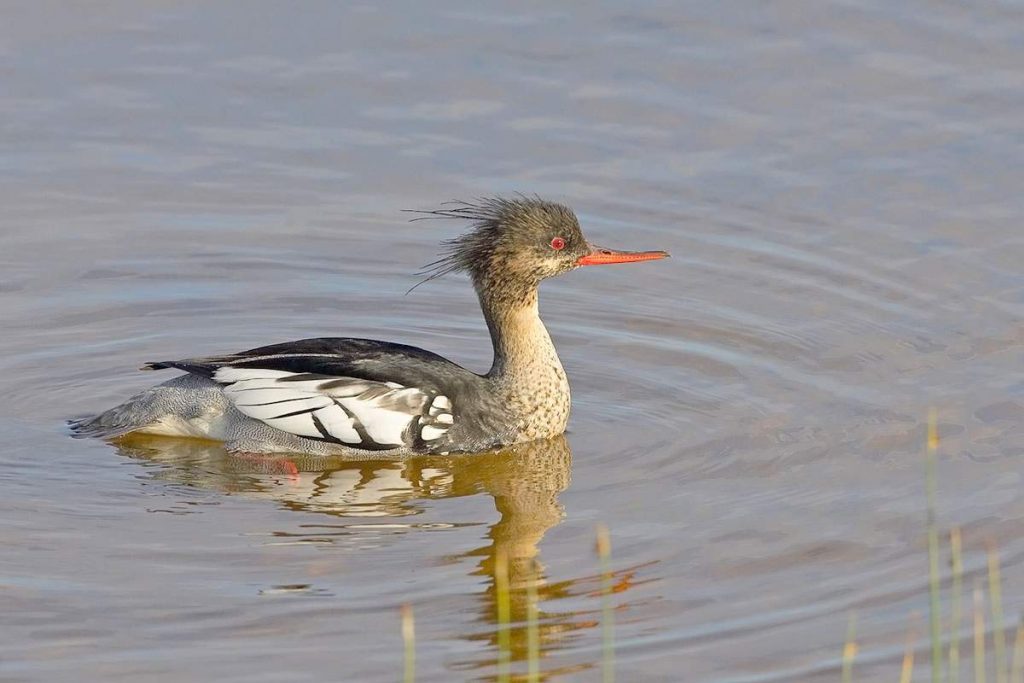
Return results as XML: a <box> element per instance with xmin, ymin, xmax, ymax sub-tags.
<box><xmin>419</xmin><ymin>395</ymin><xmax>454</xmax><ymax>442</ymax></box>
<box><xmin>213</xmin><ymin>367</ymin><xmax>452</xmax><ymax>448</ymax></box>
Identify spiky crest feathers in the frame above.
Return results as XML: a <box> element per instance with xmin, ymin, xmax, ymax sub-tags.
<box><xmin>407</xmin><ymin>196</ymin><xmax>588</xmax><ymax>295</ymax></box>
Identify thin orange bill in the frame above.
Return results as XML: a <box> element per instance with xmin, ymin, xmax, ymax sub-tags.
<box><xmin>577</xmin><ymin>246</ymin><xmax>670</xmax><ymax>266</ymax></box>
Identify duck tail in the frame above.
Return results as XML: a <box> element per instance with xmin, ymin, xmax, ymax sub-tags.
<box><xmin>67</xmin><ymin>414</ymin><xmax>140</xmax><ymax>439</ymax></box>
<box><xmin>68</xmin><ymin>385</ymin><xmax>169</xmax><ymax>440</ymax></box>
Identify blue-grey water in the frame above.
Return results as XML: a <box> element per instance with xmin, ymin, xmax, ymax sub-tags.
<box><xmin>2</xmin><ymin>3</ymin><xmax>1022</xmax><ymax>681</ymax></box>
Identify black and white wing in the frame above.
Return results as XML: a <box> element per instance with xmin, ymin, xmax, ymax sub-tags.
<box><xmin>213</xmin><ymin>367</ymin><xmax>454</xmax><ymax>451</ymax></box>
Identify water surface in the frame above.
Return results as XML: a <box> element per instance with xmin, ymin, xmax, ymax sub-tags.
<box><xmin>2</xmin><ymin>2</ymin><xmax>1022</xmax><ymax>681</ymax></box>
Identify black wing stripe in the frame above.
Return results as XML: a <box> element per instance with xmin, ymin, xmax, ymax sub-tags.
<box><xmin>276</xmin><ymin>372</ymin><xmax>337</xmax><ymax>383</ymax></box>
<box><xmin>235</xmin><ymin>396</ymin><xmax>319</xmax><ymax>408</ymax></box>
<box><xmin>330</xmin><ymin>399</ymin><xmax>373</xmax><ymax>446</ymax></box>
<box><xmin>223</xmin><ymin>385</ymin><xmax>300</xmax><ymax>393</ymax></box>
<box><xmin>330</xmin><ymin>399</ymin><xmax>400</xmax><ymax>450</ymax></box>
<box><xmin>269</xmin><ymin>405</ymin><xmax>326</xmax><ymax>420</ymax></box>
<box><xmin>310</xmin><ymin>412</ymin><xmax>344</xmax><ymax>444</ymax></box>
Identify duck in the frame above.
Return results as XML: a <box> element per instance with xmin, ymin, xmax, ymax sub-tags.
<box><xmin>70</xmin><ymin>197</ymin><xmax>668</xmax><ymax>456</ymax></box>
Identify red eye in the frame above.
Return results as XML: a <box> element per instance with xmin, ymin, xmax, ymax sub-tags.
<box><xmin>550</xmin><ymin>237</ymin><xmax>566</xmax><ymax>250</ymax></box>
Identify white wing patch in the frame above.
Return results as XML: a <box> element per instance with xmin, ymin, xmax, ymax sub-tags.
<box><xmin>214</xmin><ymin>368</ymin><xmax>453</xmax><ymax>449</ymax></box>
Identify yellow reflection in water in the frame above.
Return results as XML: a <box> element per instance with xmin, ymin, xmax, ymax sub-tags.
<box><xmin>113</xmin><ymin>435</ymin><xmax>643</xmax><ymax>680</ymax></box>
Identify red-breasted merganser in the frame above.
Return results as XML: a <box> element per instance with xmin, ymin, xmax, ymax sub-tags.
<box><xmin>71</xmin><ymin>197</ymin><xmax>668</xmax><ymax>456</ymax></box>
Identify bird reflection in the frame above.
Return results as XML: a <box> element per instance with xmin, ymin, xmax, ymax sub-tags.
<box><xmin>114</xmin><ymin>434</ymin><xmax>612</xmax><ymax>677</ymax></box>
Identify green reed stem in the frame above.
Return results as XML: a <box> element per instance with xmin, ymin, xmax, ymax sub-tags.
<box><xmin>975</xmin><ymin>581</ymin><xmax>987</xmax><ymax>683</ymax></box>
<box><xmin>596</xmin><ymin>524</ymin><xmax>615</xmax><ymax>683</ymax></box>
<box><xmin>495</xmin><ymin>548</ymin><xmax>511</xmax><ymax>683</ymax></box>
<box><xmin>401</xmin><ymin>603</ymin><xmax>415</xmax><ymax>683</ymax></box>
<box><xmin>526</xmin><ymin>567</ymin><xmax>540</xmax><ymax>682</ymax></box>
<box><xmin>950</xmin><ymin>528</ymin><xmax>963</xmax><ymax>683</ymax></box>
<box><xmin>842</xmin><ymin>612</ymin><xmax>857</xmax><ymax>683</ymax></box>
<box><xmin>988</xmin><ymin>544</ymin><xmax>1007</xmax><ymax>683</ymax></box>
<box><xmin>926</xmin><ymin>408</ymin><xmax>943</xmax><ymax>683</ymax></box>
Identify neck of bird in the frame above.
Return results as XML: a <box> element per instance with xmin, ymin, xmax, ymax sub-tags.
<box><xmin>478</xmin><ymin>283</ymin><xmax>564</xmax><ymax>388</ymax></box>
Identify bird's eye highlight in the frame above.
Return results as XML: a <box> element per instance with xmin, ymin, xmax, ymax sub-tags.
<box><xmin>550</xmin><ymin>237</ymin><xmax>566</xmax><ymax>250</ymax></box>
